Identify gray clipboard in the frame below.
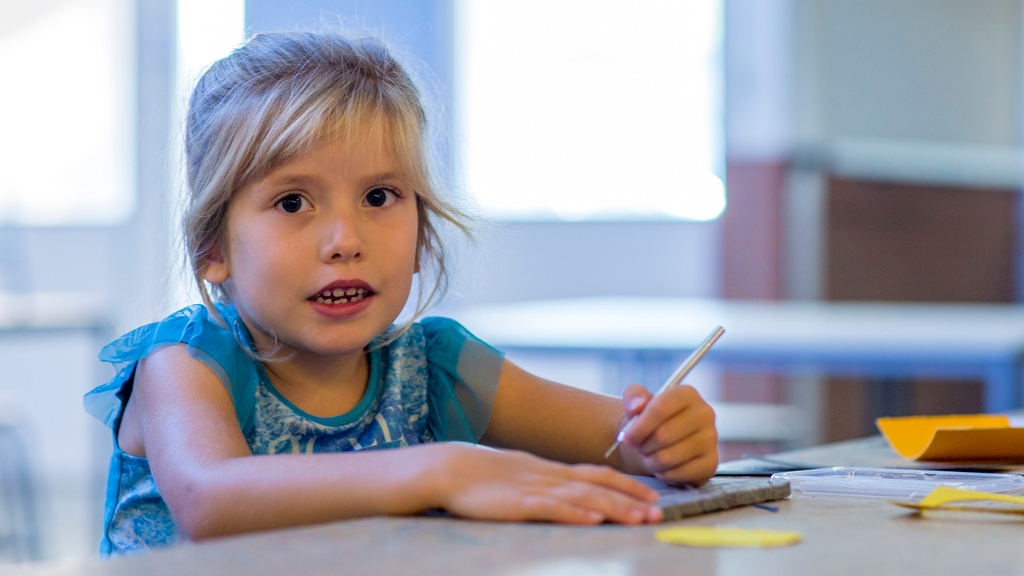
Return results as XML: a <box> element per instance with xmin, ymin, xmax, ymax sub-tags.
<box><xmin>633</xmin><ymin>475</ymin><xmax>791</xmax><ymax>521</ymax></box>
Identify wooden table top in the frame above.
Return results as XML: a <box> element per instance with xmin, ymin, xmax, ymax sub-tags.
<box><xmin>12</xmin><ymin>483</ymin><xmax>1024</xmax><ymax>576</ymax></box>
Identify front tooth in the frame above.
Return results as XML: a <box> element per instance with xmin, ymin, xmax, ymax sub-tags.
<box><xmin>338</xmin><ymin>297</ymin><xmax>348</xmax><ymax>303</ymax></box>
<box><xmin>346</xmin><ymin>288</ymin><xmax>357</xmax><ymax>296</ymax></box>
<box><xmin>332</xmin><ymin>288</ymin><xmax>345</xmax><ymax>297</ymax></box>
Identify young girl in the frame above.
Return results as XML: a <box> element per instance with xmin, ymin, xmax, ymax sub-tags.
<box><xmin>84</xmin><ymin>30</ymin><xmax>718</xmax><ymax>557</ymax></box>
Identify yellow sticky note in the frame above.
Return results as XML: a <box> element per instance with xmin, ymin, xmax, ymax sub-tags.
<box><xmin>876</xmin><ymin>414</ymin><xmax>1024</xmax><ymax>461</ymax></box>
<box><xmin>655</xmin><ymin>526</ymin><xmax>802</xmax><ymax>548</ymax></box>
<box><xmin>893</xmin><ymin>486</ymin><xmax>1024</xmax><ymax>515</ymax></box>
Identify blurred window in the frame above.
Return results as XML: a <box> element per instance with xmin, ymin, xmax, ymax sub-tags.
<box><xmin>455</xmin><ymin>0</ymin><xmax>724</xmax><ymax>221</ymax></box>
<box><xmin>177</xmin><ymin>0</ymin><xmax>245</xmax><ymax>101</ymax></box>
<box><xmin>168</xmin><ymin>0</ymin><xmax>244</xmax><ymax>308</ymax></box>
<box><xmin>0</xmin><ymin>0</ymin><xmax>135</xmax><ymax>226</ymax></box>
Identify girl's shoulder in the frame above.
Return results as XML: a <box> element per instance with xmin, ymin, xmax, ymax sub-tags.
<box><xmin>99</xmin><ymin>304</ymin><xmax>254</xmax><ymax>372</ymax></box>
<box><xmin>85</xmin><ymin>304</ymin><xmax>256</xmax><ymax>429</ymax></box>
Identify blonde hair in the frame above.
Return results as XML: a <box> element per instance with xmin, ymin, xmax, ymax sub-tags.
<box><xmin>183</xmin><ymin>31</ymin><xmax>468</xmax><ymax>328</ymax></box>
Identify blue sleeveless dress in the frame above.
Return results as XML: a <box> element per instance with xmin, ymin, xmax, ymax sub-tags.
<box><xmin>83</xmin><ymin>304</ymin><xmax>504</xmax><ymax>557</ymax></box>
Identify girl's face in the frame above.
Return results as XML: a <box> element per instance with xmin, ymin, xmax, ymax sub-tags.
<box><xmin>204</xmin><ymin>133</ymin><xmax>420</xmax><ymax>360</ymax></box>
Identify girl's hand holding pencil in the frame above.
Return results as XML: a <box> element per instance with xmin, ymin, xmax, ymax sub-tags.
<box><xmin>615</xmin><ymin>382</ymin><xmax>719</xmax><ymax>487</ymax></box>
<box><xmin>608</xmin><ymin>327</ymin><xmax>722</xmax><ymax>487</ymax></box>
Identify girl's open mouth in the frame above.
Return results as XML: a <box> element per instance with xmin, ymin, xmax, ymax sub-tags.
<box><xmin>310</xmin><ymin>287</ymin><xmax>372</xmax><ymax>305</ymax></box>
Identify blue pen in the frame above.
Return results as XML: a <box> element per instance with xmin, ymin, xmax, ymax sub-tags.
<box><xmin>604</xmin><ymin>325</ymin><xmax>725</xmax><ymax>459</ymax></box>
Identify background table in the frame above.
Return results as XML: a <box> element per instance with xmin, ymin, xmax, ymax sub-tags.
<box><xmin>450</xmin><ymin>297</ymin><xmax>1024</xmax><ymax>413</ymax></box>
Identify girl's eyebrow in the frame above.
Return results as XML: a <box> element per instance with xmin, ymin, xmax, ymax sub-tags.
<box><xmin>265</xmin><ymin>172</ymin><xmax>403</xmax><ymax>184</ymax></box>
<box><xmin>259</xmin><ymin>171</ymin><xmax>407</xmax><ymax>190</ymax></box>
<box><xmin>264</xmin><ymin>174</ymin><xmax>319</xmax><ymax>188</ymax></box>
<box><xmin>361</xmin><ymin>171</ymin><xmax>404</xmax><ymax>185</ymax></box>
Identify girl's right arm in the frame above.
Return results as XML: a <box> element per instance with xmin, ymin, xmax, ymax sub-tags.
<box><xmin>120</xmin><ymin>344</ymin><xmax>662</xmax><ymax>540</ymax></box>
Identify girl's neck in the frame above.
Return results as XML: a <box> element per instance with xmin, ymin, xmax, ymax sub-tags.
<box><xmin>261</xmin><ymin>349</ymin><xmax>371</xmax><ymax>419</ymax></box>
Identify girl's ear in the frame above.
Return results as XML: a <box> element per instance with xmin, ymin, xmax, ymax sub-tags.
<box><xmin>203</xmin><ymin>244</ymin><xmax>230</xmax><ymax>285</ymax></box>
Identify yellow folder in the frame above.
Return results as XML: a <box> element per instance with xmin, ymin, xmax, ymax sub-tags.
<box><xmin>876</xmin><ymin>414</ymin><xmax>1024</xmax><ymax>461</ymax></box>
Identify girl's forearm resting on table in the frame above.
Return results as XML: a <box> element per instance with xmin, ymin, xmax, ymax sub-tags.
<box><xmin>159</xmin><ymin>444</ymin><xmax>448</xmax><ymax>540</ymax></box>
<box><xmin>159</xmin><ymin>443</ymin><xmax>664</xmax><ymax>540</ymax></box>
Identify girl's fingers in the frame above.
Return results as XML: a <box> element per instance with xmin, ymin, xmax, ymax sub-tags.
<box><xmin>614</xmin><ymin>384</ymin><xmax>718</xmax><ymax>487</ymax></box>
<box><xmin>444</xmin><ymin>449</ymin><xmax>666</xmax><ymax>525</ymax></box>
<box><xmin>546</xmin><ymin>479</ymin><xmax>662</xmax><ymax>525</ymax></box>
<box><xmin>641</xmin><ymin>427</ymin><xmax>718</xmax><ymax>474</ymax></box>
<box><xmin>621</xmin><ymin>384</ymin><xmax>652</xmax><ymax>418</ymax></box>
<box><xmin>569</xmin><ymin>464</ymin><xmax>660</xmax><ymax>502</ymax></box>
<box><xmin>518</xmin><ymin>495</ymin><xmax>606</xmax><ymax>525</ymax></box>
<box><xmin>653</xmin><ymin>450</ymin><xmax>719</xmax><ymax>487</ymax></box>
<box><xmin>620</xmin><ymin>385</ymin><xmax>697</xmax><ymax>446</ymax></box>
<box><xmin>636</xmin><ymin>408</ymin><xmax>715</xmax><ymax>456</ymax></box>
<box><xmin>512</xmin><ymin>464</ymin><xmax>661</xmax><ymax>524</ymax></box>
<box><xmin>627</xmin><ymin>387</ymin><xmax>715</xmax><ymax>455</ymax></box>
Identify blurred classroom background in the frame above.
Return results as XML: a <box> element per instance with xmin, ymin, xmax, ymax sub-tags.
<box><xmin>1</xmin><ymin>0</ymin><xmax>1022</xmax><ymax>563</ymax></box>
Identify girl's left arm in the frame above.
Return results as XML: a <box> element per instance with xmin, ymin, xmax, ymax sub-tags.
<box><xmin>479</xmin><ymin>360</ymin><xmax>718</xmax><ymax>486</ymax></box>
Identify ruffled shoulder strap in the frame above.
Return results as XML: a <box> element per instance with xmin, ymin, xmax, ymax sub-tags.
<box><xmin>83</xmin><ymin>304</ymin><xmax>261</xmax><ymax>434</ymax></box>
<box><xmin>418</xmin><ymin>317</ymin><xmax>505</xmax><ymax>442</ymax></box>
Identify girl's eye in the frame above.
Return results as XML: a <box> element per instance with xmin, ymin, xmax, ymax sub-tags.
<box><xmin>364</xmin><ymin>187</ymin><xmax>399</xmax><ymax>208</ymax></box>
<box><xmin>276</xmin><ymin>194</ymin><xmax>309</xmax><ymax>213</ymax></box>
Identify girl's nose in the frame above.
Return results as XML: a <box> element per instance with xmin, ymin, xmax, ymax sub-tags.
<box><xmin>319</xmin><ymin>212</ymin><xmax>364</xmax><ymax>263</ymax></box>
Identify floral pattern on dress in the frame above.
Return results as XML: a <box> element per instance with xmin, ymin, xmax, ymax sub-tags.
<box><xmin>105</xmin><ymin>454</ymin><xmax>180</xmax><ymax>553</ymax></box>
<box><xmin>245</xmin><ymin>327</ymin><xmax>433</xmax><ymax>455</ymax></box>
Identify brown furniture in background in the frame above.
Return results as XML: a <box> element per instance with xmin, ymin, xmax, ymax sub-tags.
<box><xmin>720</xmin><ymin>165</ymin><xmax>1020</xmax><ymax>448</ymax></box>
<box><xmin>826</xmin><ymin>178</ymin><xmax>1016</xmax><ymax>304</ymax></box>
<box><xmin>821</xmin><ymin>177</ymin><xmax>1018</xmax><ymax>441</ymax></box>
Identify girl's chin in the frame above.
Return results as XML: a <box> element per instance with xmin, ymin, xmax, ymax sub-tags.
<box><xmin>275</xmin><ymin>340</ymin><xmax>372</xmax><ymax>359</ymax></box>
<box><xmin>290</xmin><ymin>326</ymin><xmax>391</xmax><ymax>357</ymax></box>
